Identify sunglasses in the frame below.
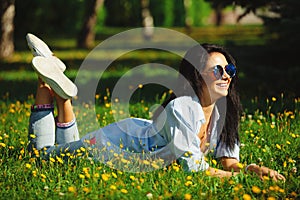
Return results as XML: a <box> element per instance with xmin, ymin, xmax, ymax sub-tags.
<box><xmin>212</xmin><ymin>63</ymin><xmax>236</xmax><ymax>80</ymax></box>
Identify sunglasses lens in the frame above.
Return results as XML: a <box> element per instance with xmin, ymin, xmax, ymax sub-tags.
<box><xmin>213</xmin><ymin>65</ymin><xmax>223</xmax><ymax>79</ymax></box>
<box><xmin>225</xmin><ymin>63</ymin><xmax>236</xmax><ymax>78</ymax></box>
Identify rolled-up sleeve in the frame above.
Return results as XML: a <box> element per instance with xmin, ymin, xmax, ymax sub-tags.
<box><xmin>215</xmin><ymin>142</ymin><xmax>240</xmax><ymax>161</ymax></box>
<box><xmin>157</xmin><ymin>96</ymin><xmax>209</xmax><ymax>172</ymax></box>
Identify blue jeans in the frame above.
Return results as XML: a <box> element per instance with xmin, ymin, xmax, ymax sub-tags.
<box><xmin>28</xmin><ymin>109</ymin><xmax>85</xmax><ymax>158</ymax></box>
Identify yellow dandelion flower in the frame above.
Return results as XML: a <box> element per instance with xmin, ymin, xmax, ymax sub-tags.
<box><xmin>56</xmin><ymin>156</ymin><xmax>63</xmax><ymax>164</ymax></box>
<box><xmin>252</xmin><ymin>186</ymin><xmax>261</xmax><ymax>194</ymax></box>
<box><xmin>267</xmin><ymin>197</ymin><xmax>276</xmax><ymax>200</ymax></box>
<box><xmin>186</xmin><ymin>175</ymin><xmax>192</xmax><ymax>180</ymax></box>
<box><xmin>291</xmin><ymin>192</ymin><xmax>297</xmax><ymax>197</ymax></box>
<box><xmin>40</xmin><ymin>174</ymin><xmax>46</xmax><ymax>179</ymax></box>
<box><xmin>110</xmin><ymin>185</ymin><xmax>117</xmax><ymax>190</ymax></box>
<box><xmin>271</xmin><ymin>97</ymin><xmax>276</xmax><ymax>101</ymax></box>
<box><xmin>32</xmin><ymin>170</ymin><xmax>37</xmax><ymax>177</ymax></box>
<box><xmin>120</xmin><ymin>188</ymin><xmax>128</xmax><ymax>194</ymax></box>
<box><xmin>25</xmin><ymin>163</ymin><xmax>32</xmax><ymax>169</ymax></box>
<box><xmin>82</xmin><ymin>167</ymin><xmax>89</xmax><ymax>173</ymax></box>
<box><xmin>205</xmin><ymin>170</ymin><xmax>211</xmax><ymax>176</ymax></box>
<box><xmin>184</xmin><ymin>193</ymin><xmax>192</xmax><ymax>200</ymax></box>
<box><xmin>0</xmin><ymin>143</ymin><xmax>6</xmax><ymax>147</ymax></box>
<box><xmin>130</xmin><ymin>175</ymin><xmax>135</xmax><ymax>181</ymax></box>
<box><xmin>111</xmin><ymin>172</ymin><xmax>117</xmax><ymax>178</ymax></box>
<box><xmin>270</xmin><ymin>124</ymin><xmax>275</xmax><ymax>129</ymax></box>
<box><xmin>283</xmin><ymin>161</ymin><xmax>287</xmax><ymax>167</ymax></box>
<box><xmin>233</xmin><ymin>186</ymin><xmax>240</xmax><ymax>192</ymax></box>
<box><xmin>68</xmin><ymin>186</ymin><xmax>76</xmax><ymax>193</ymax></box>
<box><xmin>85</xmin><ymin>173</ymin><xmax>91</xmax><ymax>179</ymax></box>
<box><xmin>151</xmin><ymin>163</ymin><xmax>160</xmax><ymax>169</ymax></box>
<box><xmin>290</xmin><ymin>115</ymin><xmax>295</xmax><ymax>119</ymax></box>
<box><xmin>242</xmin><ymin>194</ymin><xmax>251</xmax><ymax>200</ymax></box>
<box><xmin>29</xmin><ymin>134</ymin><xmax>36</xmax><ymax>138</ymax></box>
<box><xmin>274</xmin><ymin>185</ymin><xmax>280</xmax><ymax>191</ymax></box>
<box><xmin>80</xmin><ymin>147</ymin><xmax>86</xmax><ymax>152</ymax></box>
<box><xmin>184</xmin><ymin>181</ymin><xmax>193</xmax><ymax>187</ymax></box>
<box><xmin>94</xmin><ymin>173</ymin><xmax>100</xmax><ymax>178</ymax></box>
<box><xmin>83</xmin><ymin>187</ymin><xmax>91</xmax><ymax>193</ymax></box>
<box><xmin>121</xmin><ymin>158</ymin><xmax>129</xmax><ymax>164</ymax></box>
<box><xmin>212</xmin><ymin>159</ymin><xmax>217</xmax><ymax>165</ymax></box>
<box><xmin>101</xmin><ymin>173</ymin><xmax>109</xmax><ymax>181</ymax></box>
<box><xmin>50</xmin><ymin>157</ymin><xmax>55</xmax><ymax>163</ymax></box>
<box><xmin>172</xmin><ymin>165</ymin><xmax>180</xmax><ymax>172</ymax></box>
<box><xmin>237</xmin><ymin>162</ymin><xmax>244</xmax><ymax>169</ymax></box>
<box><xmin>138</xmin><ymin>84</ymin><xmax>143</xmax><ymax>89</ymax></box>
<box><xmin>19</xmin><ymin>148</ymin><xmax>24</xmax><ymax>155</ymax></box>
<box><xmin>279</xmin><ymin>188</ymin><xmax>285</xmax><ymax>193</ymax></box>
<box><xmin>79</xmin><ymin>174</ymin><xmax>85</xmax><ymax>179</ymax></box>
<box><xmin>276</xmin><ymin>144</ymin><xmax>281</xmax><ymax>150</ymax></box>
<box><xmin>143</xmin><ymin>160</ymin><xmax>150</xmax><ymax>165</ymax></box>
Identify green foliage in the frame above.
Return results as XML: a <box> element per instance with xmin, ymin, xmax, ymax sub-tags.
<box><xmin>14</xmin><ymin>0</ymin><xmax>85</xmax><ymax>37</ymax></box>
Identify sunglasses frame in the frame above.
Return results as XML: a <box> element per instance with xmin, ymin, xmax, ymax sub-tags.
<box><xmin>213</xmin><ymin>63</ymin><xmax>236</xmax><ymax>80</ymax></box>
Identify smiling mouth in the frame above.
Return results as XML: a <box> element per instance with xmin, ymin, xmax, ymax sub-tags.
<box><xmin>216</xmin><ymin>83</ymin><xmax>228</xmax><ymax>89</ymax></box>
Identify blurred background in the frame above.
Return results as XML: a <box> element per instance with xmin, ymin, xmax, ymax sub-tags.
<box><xmin>0</xmin><ymin>0</ymin><xmax>299</xmax><ymax>108</ymax></box>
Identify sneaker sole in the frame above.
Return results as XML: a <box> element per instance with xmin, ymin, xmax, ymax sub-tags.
<box><xmin>32</xmin><ymin>56</ymin><xmax>77</xmax><ymax>99</ymax></box>
<box><xmin>26</xmin><ymin>33</ymin><xmax>66</xmax><ymax>72</ymax></box>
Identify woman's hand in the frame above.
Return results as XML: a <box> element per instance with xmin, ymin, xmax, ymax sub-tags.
<box><xmin>246</xmin><ymin>164</ymin><xmax>286</xmax><ymax>182</ymax></box>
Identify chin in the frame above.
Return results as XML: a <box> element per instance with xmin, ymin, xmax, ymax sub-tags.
<box><xmin>214</xmin><ymin>87</ymin><xmax>228</xmax><ymax>97</ymax></box>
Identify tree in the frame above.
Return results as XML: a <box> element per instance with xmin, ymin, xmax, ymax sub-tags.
<box><xmin>141</xmin><ymin>0</ymin><xmax>154</xmax><ymax>40</ymax></box>
<box><xmin>77</xmin><ymin>0</ymin><xmax>104</xmax><ymax>49</ymax></box>
<box><xmin>0</xmin><ymin>0</ymin><xmax>15</xmax><ymax>59</ymax></box>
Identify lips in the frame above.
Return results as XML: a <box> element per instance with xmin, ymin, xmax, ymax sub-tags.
<box><xmin>216</xmin><ymin>83</ymin><xmax>228</xmax><ymax>88</ymax></box>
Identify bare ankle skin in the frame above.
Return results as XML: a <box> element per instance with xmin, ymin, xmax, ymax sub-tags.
<box><xmin>34</xmin><ymin>78</ymin><xmax>54</xmax><ymax>105</ymax></box>
<box><xmin>54</xmin><ymin>93</ymin><xmax>75</xmax><ymax>123</ymax></box>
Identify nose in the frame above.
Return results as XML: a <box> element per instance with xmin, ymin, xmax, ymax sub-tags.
<box><xmin>222</xmin><ymin>68</ymin><xmax>230</xmax><ymax>80</ymax></box>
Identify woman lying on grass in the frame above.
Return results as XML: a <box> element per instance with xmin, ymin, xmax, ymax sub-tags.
<box><xmin>26</xmin><ymin>33</ymin><xmax>285</xmax><ymax>181</ymax></box>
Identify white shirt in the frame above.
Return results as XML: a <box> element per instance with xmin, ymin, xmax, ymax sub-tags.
<box><xmin>81</xmin><ymin>96</ymin><xmax>240</xmax><ymax>172</ymax></box>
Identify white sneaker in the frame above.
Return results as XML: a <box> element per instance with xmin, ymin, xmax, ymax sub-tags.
<box><xmin>32</xmin><ymin>56</ymin><xmax>77</xmax><ymax>99</ymax></box>
<box><xmin>26</xmin><ymin>33</ymin><xmax>66</xmax><ymax>72</ymax></box>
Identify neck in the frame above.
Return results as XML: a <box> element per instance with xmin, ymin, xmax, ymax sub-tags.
<box><xmin>200</xmin><ymin>96</ymin><xmax>216</xmax><ymax>122</ymax></box>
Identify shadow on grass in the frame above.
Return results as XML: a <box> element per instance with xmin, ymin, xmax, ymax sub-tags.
<box><xmin>1</xmin><ymin>37</ymin><xmax>299</xmax><ymax>110</ymax></box>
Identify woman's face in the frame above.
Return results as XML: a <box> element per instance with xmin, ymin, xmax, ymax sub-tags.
<box><xmin>201</xmin><ymin>52</ymin><xmax>232</xmax><ymax>103</ymax></box>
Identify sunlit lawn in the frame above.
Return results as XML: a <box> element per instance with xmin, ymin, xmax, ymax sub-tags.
<box><xmin>0</xmin><ymin>26</ymin><xmax>299</xmax><ymax>199</ymax></box>
<box><xmin>0</xmin><ymin>93</ymin><xmax>299</xmax><ymax>199</ymax></box>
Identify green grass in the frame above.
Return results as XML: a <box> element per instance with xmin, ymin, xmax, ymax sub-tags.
<box><xmin>0</xmin><ymin>94</ymin><xmax>299</xmax><ymax>199</ymax></box>
<box><xmin>0</xmin><ymin>25</ymin><xmax>299</xmax><ymax>199</ymax></box>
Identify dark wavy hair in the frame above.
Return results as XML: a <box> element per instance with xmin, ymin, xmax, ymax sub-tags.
<box><xmin>153</xmin><ymin>43</ymin><xmax>242</xmax><ymax>150</ymax></box>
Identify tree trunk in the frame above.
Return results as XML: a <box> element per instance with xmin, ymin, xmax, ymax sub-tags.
<box><xmin>0</xmin><ymin>0</ymin><xmax>15</xmax><ymax>59</ymax></box>
<box><xmin>77</xmin><ymin>0</ymin><xmax>103</xmax><ymax>49</ymax></box>
<box><xmin>215</xmin><ymin>4</ymin><xmax>223</xmax><ymax>26</ymax></box>
<box><xmin>141</xmin><ymin>0</ymin><xmax>154</xmax><ymax>40</ymax></box>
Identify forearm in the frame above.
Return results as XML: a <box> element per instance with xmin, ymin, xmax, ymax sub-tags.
<box><xmin>207</xmin><ymin>167</ymin><xmax>239</xmax><ymax>178</ymax></box>
<box><xmin>221</xmin><ymin>157</ymin><xmax>241</xmax><ymax>172</ymax></box>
